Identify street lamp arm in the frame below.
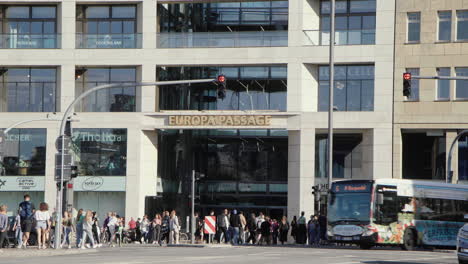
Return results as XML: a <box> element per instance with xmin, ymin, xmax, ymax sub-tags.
<box><xmin>4</xmin><ymin>117</ymin><xmax>61</xmax><ymax>135</ymax></box>
<box><xmin>447</xmin><ymin>129</ymin><xmax>468</xmax><ymax>183</ymax></box>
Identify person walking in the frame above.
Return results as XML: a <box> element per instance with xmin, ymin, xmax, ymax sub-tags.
<box><xmin>278</xmin><ymin>216</ymin><xmax>289</xmax><ymax>245</ymax></box>
<box><xmin>229</xmin><ymin>209</ymin><xmax>241</xmax><ymax>245</ymax></box>
<box><xmin>81</xmin><ymin>210</ymin><xmax>97</xmax><ymax>249</ymax></box>
<box><xmin>12</xmin><ymin>210</ymin><xmax>22</xmax><ymax>248</ymax></box>
<box><xmin>318</xmin><ymin>214</ymin><xmax>327</xmax><ymax>244</ymax></box>
<box><xmin>152</xmin><ymin>214</ymin><xmax>162</xmax><ymax>245</ymax></box>
<box><xmin>169</xmin><ymin>210</ymin><xmax>180</xmax><ymax>244</ymax></box>
<box><xmin>0</xmin><ymin>205</ymin><xmax>8</xmax><ymax>248</ymax></box>
<box><xmin>255</xmin><ymin>213</ymin><xmax>265</xmax><ymax>244</ymax></box>
<box><xmin>161</xmin><ymin>211</ymin><xmax>170</xmax><ymax>244</ymax></box>
<box><xmin>296</xmin><ymin>212</ymin><xmax>307</xmax><ymax>244</ymax></box>
<box><xmin>75</xmin><ymin>209</ymin><xmax>84</xmax><ymax>248</ymax></box>
<box><xmin>92</xmin><ymin>212</ymin><xmax>101</xmax><ymax>247</ymax></box>
<box><xmin>141</xmin><ymin>215</ymin><xmax>150</xmax><ymax>244</ymax></box>
<box><xmin>308</xmin><ymin>215</ymin><xmax>319</xmax><ymax>246</ymax></box>
<box><xmin>290</xmin><ymin>216</ymin><xmax>297</xmax><ymax>242</ymax></box>
<box><xmin>217</xmin><ymin>209</ymin><xmax>230</xmax><ymax>243</ymax></box>
<box><xmin>259</xmin><ymin>216</ymin><xmax>271</xmax><ymax>245</ymax></box>
<box><xmin>107</xmin><ymin>212</ymin><xmax>118</xmax><ymax>247</ymax></box>
<box><xmin>18</xmin><ymin>194</ymin><xmax>35</xmax><ymax>249</ymax></box>
<box><xmin>246</xmin><ymin>213</ymin><xmax>257</xmax><ymax>244</ymax></box>
<box><xmin>61</xmin><ymin>211</ymin><xmax>74</xmax><ymax>249</ymax></box>
<box><xmin>194</xmin><ymin>212</ymin><xmax>203</xmax><ymax>243</ymax></box>
<box><xmin>239</xmin><ymin>211</ymin><xmax>247</xmax><ymax>244</ymax></box>
<box><xmin>35</xmin><ymin>202</ymin><xmax>51</xmax><ymax>249</ymax></box>
<box><xmin>271</xmin><ymin>219</ymin><xmax>279</xmax><ymax>245</ymax></box>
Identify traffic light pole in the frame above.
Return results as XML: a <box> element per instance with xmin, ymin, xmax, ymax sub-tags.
<box><xmin>327</xmin><ymin>0</ymin><xmax>335</xmax><ymax>192</ymax></box>
<box><xmin>54</xmin><ymin>78</ymin><xmax>219</xmax><ymax>249</ymax></box>
<box><xmin>411</xmin><ymin>76</ymin><xmax>468</xmax><ymax>80</ymax></box>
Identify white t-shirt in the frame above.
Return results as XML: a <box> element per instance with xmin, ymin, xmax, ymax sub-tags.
<box><xmin>35</xmin><ymin>211</ymin><xmax>51</xmax><ymax>221</ymax></box>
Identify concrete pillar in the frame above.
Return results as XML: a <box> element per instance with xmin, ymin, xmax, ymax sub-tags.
<box><xmin>446</xmin><ymin>130</ymin><xmax>458</xmax><ymax>184</ymax></box>
<box><xmin>44</xmin><ymin>126</ymin><xmax>59</xmax><ymax>210</ymax></box>
<box><xmin>58</xmin><ymin>64</ymin><xmax>76</xmax><ymax>113</ymax></box>
<box><xmin>393</xmin><ymin>126</ymin><xmax>403</xmax><ymax>179</ymax></box>
<box><xmin>125</xmin><ymin>129</ymin><xmax>158</xmax><ymax>219</ymax></box>
<box><xmin>287</xmin><ymin>129</ymin><xmax>315</xmax><ymax>220</ymax></box>
<box><xmin>60</xmin><ymin>0</ymin><xmax>76</xmax><ymax>50</ymax></box>
<box><xmin>372</xmin><ymin>128</ymin><xmax>393</xmax><ymax>179</ymax></box>
<box><xmin>138</xmin><ymin>64</ymin><xmax>157</xmax><ymax>112</ymax></box>
<box><xmin>360</xmin><ymin>129</ymin><xmax>374</xmax><ymax>180</ymax></box>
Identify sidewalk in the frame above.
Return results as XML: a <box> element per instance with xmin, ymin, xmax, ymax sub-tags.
<box><xmin>1</xmin><ymin>248</ymin><xmax>98</xmax><ymax>258</ymax></box>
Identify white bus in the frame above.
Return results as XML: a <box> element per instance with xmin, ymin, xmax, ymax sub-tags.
<box><xmin>327</xmin><ymin>179</ymin><xmax>468</xmax><ymax>249</ymax></box>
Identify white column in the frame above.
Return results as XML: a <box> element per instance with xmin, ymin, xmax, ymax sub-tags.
<box><xmin>287</xmin><ymin>129</ymin><xmax>315</xmax><ymax>221</ymax></box>
<box><xmin>60</xmin><ymin>0</ymin><xmax>76</xmax><ymax>50</ymax></box>
<box><xmin>372</xmin><ymin>128</ymin><xmax>393</xmax><ymax>179</ymax></box>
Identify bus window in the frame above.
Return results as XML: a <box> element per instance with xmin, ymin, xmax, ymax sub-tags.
<box><xmin>375</xmin><ymin>187</ymin><xmax>399</xmax><ymax>225</ymax></box>
<box><xmin>415</xmin><ymin>197</ymin><xmax>466</xmax><ymax>222</ymax></box>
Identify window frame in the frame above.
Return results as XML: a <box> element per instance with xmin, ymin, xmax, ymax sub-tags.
<box><xmin>0</xmin><ymin>5</ymin><xmax>57</xmax><ymax>33</ymax></box>
<box><xmin>407</xmin><ymin>12</ymin><xmax>421</xmax><ymax>43</ymax></box>
<box><xmin>456</xmin><ymin>10</ymin><xmax>468</xmax><ymax>41</ymax></box>
<box><xmin>436</xmin><ymin>67</ymin><xmax>451</xmax><ymax>101</ymax></box>
<box><xmin>76</xmin><ymin>5</ymin><xmax>137</xmax><ymax>34</ymax></box>
<box><xmin>455</xmin><ymin>67</ymin><xmax>468</xmax><ymax>100</ymax></box>
<box><xmin>437</xmin><ymin>10</ymin><xmax>452</xmax><ymax>42</ymax></box>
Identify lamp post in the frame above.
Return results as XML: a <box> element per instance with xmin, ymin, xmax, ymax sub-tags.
<box><xmin>54</xmin><ymin>78</ymin><xmax>219</xmax><ymax>249</ymax></box>
<box><xmin>447</xmin><ymin>130</ymin><xmax>468</xmax><ymax>184</ymax></box>
<box><xmin>327</xmin><ymin>0</ymin><xmax>336</xmax><ymax>191</ymax></box>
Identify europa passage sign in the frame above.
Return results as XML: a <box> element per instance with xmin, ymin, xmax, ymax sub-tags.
<box><xmin>168</xmin><ymin>115</ymin><xmax>272</xmax><ymax>126</ymax></box>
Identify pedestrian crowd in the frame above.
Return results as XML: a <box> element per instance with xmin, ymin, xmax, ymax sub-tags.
<box><xmin>0</xmin><ymin>195</ymin><xmax>327</xmax><ymax>249</ymax></box>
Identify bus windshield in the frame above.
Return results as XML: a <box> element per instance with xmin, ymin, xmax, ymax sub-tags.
<box><xmin>328</xmin><ymin>192</ymin><xmax>371</xmax><ymax>224</ymax></box>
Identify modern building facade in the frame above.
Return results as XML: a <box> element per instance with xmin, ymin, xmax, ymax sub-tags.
<box><xmin>394</xmin><ymin>0</ymin><xmax>468</xmax><ymax>184</ymax></box>
<box><xmin>0</xmin><ymin>0</ymin><xmax>396</xmax><ymax>222</ymax></box>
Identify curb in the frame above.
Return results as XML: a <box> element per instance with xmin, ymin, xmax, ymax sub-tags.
<box><xmin>167</xmin><ymin>244</ymin><xmax>233</xmax><ymax>248</ymax></box>
<box><xmin>2</xmin><ymin>248</ymin><xmax>99</xmax><ymax>258</ymax></box>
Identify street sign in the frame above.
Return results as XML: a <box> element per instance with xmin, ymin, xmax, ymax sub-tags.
<box><xmin>55</xmin><ymin>136</ymin><xmax>71</xmax><ymax>152</ymax></box>
<box><xmin>204</xmin><ymin>216</ymin><xmax>216</xmax><ymax>234</ymax></box>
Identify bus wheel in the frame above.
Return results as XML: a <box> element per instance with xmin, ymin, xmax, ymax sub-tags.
<box><xmin>402</xmin><ymin>229</ymin><xmax>416</xmax><ymax>251</ymax></box>
<box><xmin>359</xmin><ymin>243</ymin><xmax>373</xmax><ymax>250</ymax></box>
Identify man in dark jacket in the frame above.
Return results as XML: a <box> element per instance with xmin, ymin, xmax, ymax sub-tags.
<box><xmin>229</xmin><ymin>209</ymin><xmax>241</xmax><ymax>245</ymax></box>
<box><xmin>18</xmin><ymin>194</ymin><xmax>35</xmax><ymax>249</ymax></box>
<box><xmin>246</xmin><ymin>213</ymin><xmax>257</xmax><ymax>244</ymax></box>
<box><xmin>217</xmin><ymin>209</ymin><xmax>230</xmax><ymax>243</ymax></box>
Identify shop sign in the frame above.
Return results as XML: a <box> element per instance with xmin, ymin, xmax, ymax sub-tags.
<box><xmin>168</xmin><ymin>115</ymin><xmax>272</xmax><ymax>126</ymax></box>
<box><xmin>74</xmin><ymin>176</ymin><xmax>126</xmax><ymax>192</ymax></box>
<box><xmin>0</xmin><ymin>176</ymin><xmax>44</xmax><ymax>191</ymax></box>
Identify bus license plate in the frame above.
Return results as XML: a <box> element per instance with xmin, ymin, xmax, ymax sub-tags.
<box><xmin>343</xmin><ymin>237</ymin><xmax>352</xmax><ymax>241</ymax></box>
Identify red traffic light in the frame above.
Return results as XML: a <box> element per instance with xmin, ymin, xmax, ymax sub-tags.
<box><xmin>217</xmin><ymin>74</ymin><xmax>226</xmax><ymax>83</ymax></box>
<box><xmin>403</xmin><ymin>72</ymin><xmax>412</xmax><ymax>80</ymax></box>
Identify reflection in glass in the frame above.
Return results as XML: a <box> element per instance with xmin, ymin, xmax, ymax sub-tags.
<box><xmin>0</xmin><ymin>68</ymin><xmax>56</xmax><ymax>112</ymax></box>
<box><xmin>72</xmin><ymin>128</ymin><xmax>127</xmax><ymax>176</ymax></box>
<box><xmin>158</xmin><ymin>66</ymin><xmax>287</xmax><ymax>111</ymax></box>
<box><xmin>318</xmin><ymin>65</ymin><xmax>374</xmax><ymax>111</ymax></box>
<box><xmin>0</xmin><ymin>128</ymin><xmax>46</xmax><ymax>176</ymax></box>
<box><xmin>75</xmin><ymin>67</ymin><xmax>136</xmax><ymax>112</ymax></box>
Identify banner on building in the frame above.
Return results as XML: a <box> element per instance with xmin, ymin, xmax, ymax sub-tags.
<box><xmin>73</xmin><ymin>176</ymin><xmax>126</xmax><ymax>192</ymax></box>
<box><xmin>0</xmin><ymin>176</ymin><xmax>44</xmax><ymax>191</ymax></box>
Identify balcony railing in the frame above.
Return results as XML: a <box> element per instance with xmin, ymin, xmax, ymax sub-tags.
<box><xmin>303</xmin><ymin>29</ymin><xmax>375</xmax><ymax>46</ymax></box>
<box><xmin>76</xmin><ymin>33</ymin><xmax>142</xmax><ymax>49</ymax></box>
<box><xmin>0</xmin><ymin>34</ymin><xmax>60</xmax><ymax>49</ymax></box>
<box><xmin>157</xmin><ymin>31</ymin><xmax>288</xmax><ymax>48</ymax></box>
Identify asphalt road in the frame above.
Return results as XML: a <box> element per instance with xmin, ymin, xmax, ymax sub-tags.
<box><xmin>2</xmin><ymin>245</ymin><xmax>458</xmax><ymax>264</ymax></box>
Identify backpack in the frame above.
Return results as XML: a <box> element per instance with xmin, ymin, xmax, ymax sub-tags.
<box><xmin>19</xmin><ymin>201</ymin><xmax>33</xmax><ymax>220</ymax></box>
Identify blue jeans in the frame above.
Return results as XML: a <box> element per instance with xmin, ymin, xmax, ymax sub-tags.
<box><xmin>62</xmin><ymin>227</ymin><xmax>72</xmax><ymax>246</ymax></box>
<box><xmin>15</xmin><ymin>228</ymin><xmax>23</xmax><ymax>246</ymax></box>
<box><xmin>76</xmin><ymin>224</ymin><xmax>83</xmax><ymax>247</ymax></box>
<box><xmin>232</xmin><ymin>227</ymin><xmax>240</xmax><ymax>245</ymax></box>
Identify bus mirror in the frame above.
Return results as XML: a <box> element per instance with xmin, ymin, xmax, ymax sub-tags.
<box><xmin>377</xmin><ymin>193</ymin><xmax>384</xmax><ymax>205</ymax></box>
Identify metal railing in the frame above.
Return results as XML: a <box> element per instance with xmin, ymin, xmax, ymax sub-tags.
<box><xmin>76</xmin><ymin>33</ymin><xmax>142</xmax><ymax>49</ymax></box>
<box><xmin>157</xmin><ymin>31</ymin><xmax>288</xmax><ymax>48</ymax></box>
<box><xmin>303</xmin><ymin>29</ymin><xmax>375</xmax><ymax>46</ymax></box>
<box><xmin>0</xmin><ymin>34</ymin><xmax>60</xmax><ymax>49</ymax></box>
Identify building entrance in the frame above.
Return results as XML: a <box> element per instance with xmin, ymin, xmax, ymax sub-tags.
<box><xmin>149</xmin><ymin>129</ymin><xmax>288</xmax><ymax>223</ymax></box>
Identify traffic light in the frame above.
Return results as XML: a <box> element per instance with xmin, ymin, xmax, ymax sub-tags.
<box><xmin>216</xmin><ymin>74</ymin><xmax>227</xmax><ymax>100</ymax></box>
<box><xmin>70</xmin><ymin>165</ymin><xmax>78</xmax><ymax>179</ymax></box>
<box><xmin>403</xmin><ymin>72</ymin><xmax>412</xmax><ymax>97</ymax></box>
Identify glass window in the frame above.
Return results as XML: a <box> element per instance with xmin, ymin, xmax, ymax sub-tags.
<box><xmin>0</xmin><ymin>68</ymin><xmax>56</xmax><ymax>112</ymax></box>
<box><xmin>457</xmin><ymin>10</ymin><xmax>468</xmax><ymax>41</ymax></box>
<box><xmin>318</xmin><ymin>65</ymin><xmax>374</xmax><ymax>111</ymax></box>
<box><xmin>32</xmin><ymin>7</ymin><xmax>56</xmax><ymax>18</ymax></box>
<box><xmin>0</xmin><ymin>128</ymin><xmax>46</xmax><ymax>176</ymax></box>
<box><xmin>157</xmin><ymin>66</ymin><xmax>287</xmax><ymax>111</ymax></box>
<box><xmin>86</xmin><ymin>6</ymin><xmax>110</xmax><ymax>18</ymax></box>
<box><xmin>437</xmin><ymin>67</ymin><xmax>450</xmax><ymax>100</ymax></box>
<box><xmin>75</xmin><ymin>67</ymin><xmax>136</xmax><ymax>112</ymax></box>
<box><xmin>350</xmin><ymin>0</ymin><xmax>376</xmax><ymax>13</ymax></box>
<box><xmin>456</xmin><ymin>67</ymin><xmax>468</xmax><ymax>99</ymax></box>
<box><xmin>5</xmin><ymin>7</ymin><xmax>29</xmax><ymax>18</ymax></box>
<box><xmin>407</xmin><ymin>12</ymin><xmax>421</xmax><ymax>42</ymax></box>
<box><xmin>406</xmin><ymin>68</ymin><xmax>420</xmax><ymax>101</ymax></box>
<box><xmin>112</xmin><ymin>6</ymin><xmax>136</xmax><ymax>18</ymax></box>
<box><xmin>72</xmin><ymin>129</ymin><xmax>127</xmax><ymax>176</ymax></box>
<box><xmin>438</xmin><ymin>11</ymin><xmax>451</xmax><ymax>41</ymax></box>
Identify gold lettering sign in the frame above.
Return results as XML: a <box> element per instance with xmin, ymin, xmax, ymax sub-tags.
<box><xmin>168</xmin><ymin>115</ymin><xmax>272</xmax><ymax>126</ymax></box>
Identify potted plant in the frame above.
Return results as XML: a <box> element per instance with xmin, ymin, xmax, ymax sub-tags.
<box><xmin>17</xmin><ymin>159</ymin><xmax>30</xmax><ymax>176</ymax></box>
